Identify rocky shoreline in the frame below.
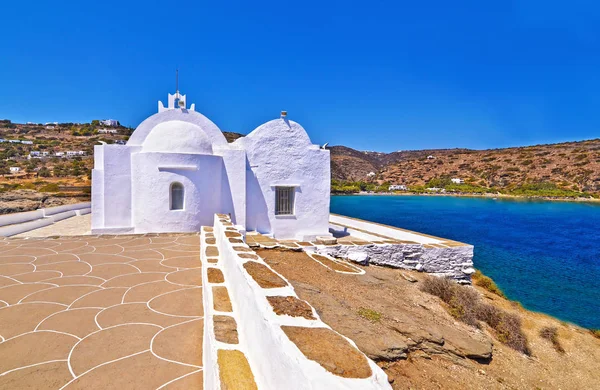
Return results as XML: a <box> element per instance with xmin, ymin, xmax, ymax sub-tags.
<box><xmin>337</xmin><ymin>191</ymin><xmax>600</xmax><ymax>204</ymax></box>
<box><xmin>0</xmin><ymin>189</ymin><xmax>88</xmax><ymax>215</ymax></box>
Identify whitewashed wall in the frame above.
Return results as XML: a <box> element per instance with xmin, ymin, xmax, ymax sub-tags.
<box><xmin>237</xmin><ymin>119</ymin><xmax>330</xmax><ymax>240</ymax></box>
<box><xmin>130</xmin><ymin>152</ymin><xmax>223</xmax><ymax>233</ymax></box>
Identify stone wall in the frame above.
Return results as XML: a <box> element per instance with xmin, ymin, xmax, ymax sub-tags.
<box><xmin>313</xmin><ymin>243</ymin><xmax>475</xmax><ymax>283</ymax></box>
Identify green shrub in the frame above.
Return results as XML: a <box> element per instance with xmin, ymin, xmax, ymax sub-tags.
<box><xmin>358</xmin><ymin>307</ymin><xmax>382</xmax><ymax>322</ymax></box>
<box><xmin>39</xmin><ymin>183</ymin><xmax>60</xmax><ymax>192</ymax></box>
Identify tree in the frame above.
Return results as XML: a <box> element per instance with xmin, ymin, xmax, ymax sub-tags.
<box><xmin>38</xmin><ymin>167</ymin><xmax>51</xmax><ymax>177</ymax></box>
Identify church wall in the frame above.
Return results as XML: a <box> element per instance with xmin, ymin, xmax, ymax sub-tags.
<box><xmin>130</xmin><ymin>152</ymin><xmax>223</xmax><ymax>233</ymax></box>
<box><xmin>102</xmin><ymin>146</ymin><xmax>133</xmax><ymax>229</ymax></box>
<box><xmin>240</xmin><ymin>119</ymin><xmax>331</xmax><ymax>240</ymax></box>
<box><xmin>91</xmin><ymin>145</ymin><xmax>133</xmax><ymax>231</ymax></box>
<box><xmin>214</xmin><ymin>146</ymin><xmax>246</xmax><ymax>228</ymax></box>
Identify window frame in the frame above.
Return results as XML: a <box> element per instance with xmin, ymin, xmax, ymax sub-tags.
<box><xmin>275</xmin><ymin>186</ymin><xmax>295</xmax><ymax>216</ymax></box>
<box><xmin>170</xmin><ymin>182</ymin><xmax>185</xmax><ymax>211</ymax></box>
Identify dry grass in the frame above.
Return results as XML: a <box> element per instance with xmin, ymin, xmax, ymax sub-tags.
<box><xmin>472</xmin><ymin>270</ymin><xmax>505</xmax><ymax>297</ymax></box>
<box><xmin>590</xmin><ymin>329</ymin><xmax>600</xmax><ymax>339</ymax></box>
<box><xmin>421</xmin><ymin>276</ymin><xmax>531</xmax><ymax>355</ymax></box>
<box><xmin>540</xmin><ymin>326</ymin><xmax>565</xmax><ymax>353</ymax></box>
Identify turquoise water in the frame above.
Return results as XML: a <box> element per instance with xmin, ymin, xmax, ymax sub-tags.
<box><xmin>330</xmin><ymin>195</ymin><xmax>600</xmax><ymax>329</ymax></box>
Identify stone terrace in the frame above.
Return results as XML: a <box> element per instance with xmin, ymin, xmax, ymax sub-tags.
<box><xmin>0</xmin><ymin>234</ymin><xmax>203</xmax><ymax>389</ymax></box>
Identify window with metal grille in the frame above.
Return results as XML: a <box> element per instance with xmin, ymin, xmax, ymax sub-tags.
<box><xmin>170</xmin><ymin>182</ymin><xmax>184</xmax><ymax>210</ymax></box>
<box><xmin>275</xmin><ymin>186</ymin><xmax>295</xmax><ymax>215</ymax></box>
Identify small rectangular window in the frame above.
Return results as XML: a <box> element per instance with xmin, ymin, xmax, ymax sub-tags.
<box><xmin>275</xmin><ymin>186</ymin><xmax>295</xmax><ymax>215</ymax></box>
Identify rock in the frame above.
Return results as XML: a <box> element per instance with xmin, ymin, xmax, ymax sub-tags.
<box><xmin>315</xmin><ymin>236</ymin><xmax>338</xmax><ymax>245</ymax></box>
<box><xmin>462</xmin><ymin>267</ymin><xmax>476</xmax><ymax>275</ymax></box>
<box><xmin>400</xmin><ymin>273</ymin><xmax>417</xmax><ymax>283</ymax></box>
<box><xmin>415</xmin><ymin>263</ymin><xmax>424</xmax><ymax>271</ymax></box>
<box><xmin>347</xmin><ymin>251</ymin><xmax>369</xmax><ymax>265</ymax></box>
<box><xmin>441</xmin><ymin>327</ymin><xmax>493</xmax><ymax>362</ymax></box>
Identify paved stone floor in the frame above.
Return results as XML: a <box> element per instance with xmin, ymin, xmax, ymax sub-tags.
<box><xmin>0</xmin><ymin>234</ymin><xmax>203</xmax><ymax>389</ymax></box>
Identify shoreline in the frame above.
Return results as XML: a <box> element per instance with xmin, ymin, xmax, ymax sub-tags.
<box><xmin>332</xmin><ymin>191</ymin><xmax>600</xmax><ymax>204</ymax></box>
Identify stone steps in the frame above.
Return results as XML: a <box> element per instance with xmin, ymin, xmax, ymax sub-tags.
<box><xmin>202</xmin><ymin>214</ymin><xmax>391</xmax><ymax>389</ymax></box>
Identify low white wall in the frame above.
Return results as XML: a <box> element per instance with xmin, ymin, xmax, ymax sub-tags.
<box><xmin>48</xmin><ymin>210</ymin><xmax>77</xmax><ymax>223</ymax></box>
<box><xmin>0</xmin><ymin>218</ymin><xmax>54</xmax><ymax>237</ymax></box>
<box><xmin>42</xmin><ymin>202</ymin><xmax>91</xmax><ymax>217</ymax></box>
<box><xmin>330</xmin><ymin>214</ymin><xmax>443</xmax><ymax>245</ymax></box>
<box><xmin>214</xmin><ymin>215</ymin><xmax>391</xmax><ymax>389</ymax></box>
<box><xmin>77</xmin><ymin>208</ymin><xmax>92</xmax><ymax>216</ymax></box>
<box><xmin>0</xmin><ymin>202</ymin><xmax>90</xmax><ymax>237</ymax></box>
<box><xmin>0</xmin><ymin>209</ymin><xmax>44</xmax><ymax>227</ymax></box>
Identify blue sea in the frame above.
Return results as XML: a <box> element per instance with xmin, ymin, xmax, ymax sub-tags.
<box><xmin>330</xmin><ymin>195</ymin><xmax>600</xmax><ymax>329</ymax></box>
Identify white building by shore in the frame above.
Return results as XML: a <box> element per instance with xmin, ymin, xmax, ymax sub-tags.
<box><xmin>91</xmin><ymin>89</ymin><xmax>331</xmax><ymax>239</ymax></box>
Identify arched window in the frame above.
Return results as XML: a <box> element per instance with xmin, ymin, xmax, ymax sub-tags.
<box><xmin>170</xmin><ymin>182</ymin><xmax>184</xmax><ymax>210</ymax></box>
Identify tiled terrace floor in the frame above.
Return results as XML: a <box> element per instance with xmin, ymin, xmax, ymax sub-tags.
<box><xmin>0</xmin><ymin>234</ymin><xmax>203</xmax><ymax>389</ymax></box>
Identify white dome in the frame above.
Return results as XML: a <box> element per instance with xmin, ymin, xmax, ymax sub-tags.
<box><xmin>142</xmin><ymin>120</ymin><xmax>213</xmax><ymax>154</ymax></box>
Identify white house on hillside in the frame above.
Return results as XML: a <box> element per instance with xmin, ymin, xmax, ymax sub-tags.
<box><xmin>451</xmin><ymin>178</ymin><xmax>464</xmax><ymax>184</ymax></box>
<box><xmin>91</xmin><ymin>89</ymin><xmax>331</xmax><ymax>240</ymax></box>
<box><xmin>101</xmin><ymin>119</ymin><xmax>119</xmax><ymax>127</ymax></box>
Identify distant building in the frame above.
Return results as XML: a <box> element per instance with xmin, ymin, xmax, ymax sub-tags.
<box><xmin>427</xmin><ymin>187</ymin><xmax>445</xmax><ymax>193</ymax></box>
<box><xmin>29</xmin><ymin>151</ymin><xmax>41</xmax><ymax>157</ymax></box>
<box><xmin>8</xmin><ymin>140</ymin><xmax>20</xmax><ymax>144</ymax></box>
<box><xmin>21</xmin><ymin>140</ymin><xmax>33</xmax><ymax>145</ymax></box>
<box><xmin>55</xmin><ymin>152</ymin><xmax>65</xmax><ymax>157</ymax></box>
<box><xmin>114</xmin><ymin>140</ymin><xmax>126</xmax><ymax>145</ymax></box>
<box><xmin>45</xmin><ymin>126</ymin><xmax>56</xmax><ymax>130</ymax></box>
<box><xmin>45</xmin><ymin>122</ymin><xmax>58</xmax><ymax>125</ymax></box>
<box><xmin>366</xmin><ymin>172</ymin><xmax>376</xmax><ymax>177</ymax></box>
<box><xmin>451</xmin><ymin>178</ymin><xmax>464</xmax><ymax>184</ymax></box>
<box><xmin>427</xmin><ymin>155</ymin><xmax>435</xmax><ymax>159</ymax></box>
<box><xmin>42</xmin><ymin>151</ymin><xmax>50</xmax><ymax>157</ymax></box>
<box><xmin>0</xmin><ymin>139</ymin><xmax>6</xmax><ymax>143</ymax></box>
<box><xmin>66</xmin><ymin>151</ymin><xmax>78</xmax><ymax>156</ymax></box>
<box><xmin>389</xmin><ymin>184</ymin><xmax>407</xmax><ymax>191</ymax></box>
<box><xmin>9</xmin><ymin>167</ymin><xmax>20</xmax><ymax>173</ymax></box>
<box><xmin>98</xmin><ymin>128</ymin><xmax>118</xmax><ymax>134</ymax></box>
<box><xmin>101</xmin><ymin>119</ymin><xmax>119</xmax><ymax>127</ymax></box>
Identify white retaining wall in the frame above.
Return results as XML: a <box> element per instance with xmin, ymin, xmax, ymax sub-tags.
<box><xmin>0</xmin><ymin>209</ymin><xmax>45</xmax><ymax>227</ymax></box>
<box><xmin>212</xmin><ymin>215</ymin><xmax>391</xmax><ymax>389</ymax></box>
<box><xmin>0</xmin><ymin>202</ymin><xmax>91</xmax><ymax>237</ymax></box>
<box><xmin>330</xmin><ymin>214</ymin><xmax>442</xmax><ymax>245</ymax></box>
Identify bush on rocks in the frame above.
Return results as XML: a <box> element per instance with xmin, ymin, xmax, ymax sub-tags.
<box><xmin>421</xmin><ymin>276</ymin><xmax>531</xmax><ymax>355</ymax></box>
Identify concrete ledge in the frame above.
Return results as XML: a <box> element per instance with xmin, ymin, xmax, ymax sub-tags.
<box><xmin>42</xmin><ymin>202</ymin><xmax>91</xmax><ymax>217</ymax></box>
<box><xmin>48</xmin><ymin>210</ymin><xmax>77</xmax><ymax>223</ymax></box>
<box><xmin>77</xmin><ymin>208</ymin><xmax>92</xmax><ymax>216</ymax></box>
<box><xmin>0</xmin><ymin>218</ymin><xmax>54</xmax><ymax>237</ymax></box>
<box><xmin>0</xmin><ymin>209</ymin><xmax>44</xmax><ymax>227</ymax></box>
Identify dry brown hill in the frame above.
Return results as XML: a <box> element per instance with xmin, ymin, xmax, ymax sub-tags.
<box><xmin>331</xmin><ymin>139</ymin><xmax>600</xmax><ymax>194</ymax></box>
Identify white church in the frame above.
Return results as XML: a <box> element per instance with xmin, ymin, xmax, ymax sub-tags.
<box><xmin>91</xmin><ymin>89</ymin><xmax>331</xmax><ymax>240</ymax></box>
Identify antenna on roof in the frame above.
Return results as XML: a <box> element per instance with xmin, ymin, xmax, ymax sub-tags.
<box><xmin>176</xmin><ymin>68</ymin><xmax>179</xmax><ymax>94</ymax></box>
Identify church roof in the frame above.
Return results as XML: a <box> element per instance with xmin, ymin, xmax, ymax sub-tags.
<box><xmin>127</xmin><ymin>88</ymin><xmax>227</xmax><ymax>147</ymax></box>
<box><xmin>141</xmin><ymin>120</ymin><xmax>213</xmax><ymax>154</ymax></box>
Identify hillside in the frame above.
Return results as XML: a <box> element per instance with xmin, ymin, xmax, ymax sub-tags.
<box><xmin>330</xmin><ymin>139</ymin><xmax>600</xmax><ymax>196</ymax></box>
<box><xmin>260</xmin><ymin>249</ymin><xmax>600</xmax><ymax>390</ymax></box>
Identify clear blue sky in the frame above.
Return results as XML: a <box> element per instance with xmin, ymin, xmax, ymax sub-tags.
<box><xmin>1</xmin><ymin>1</ymin><xmax>599</xmax><ymax>152</ymax></box>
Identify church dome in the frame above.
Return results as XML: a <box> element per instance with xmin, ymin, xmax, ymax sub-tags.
<box><xmin>141</xmin><ymin>120</ymin><xmax>213</xmax><ymax>154</ymax></box>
